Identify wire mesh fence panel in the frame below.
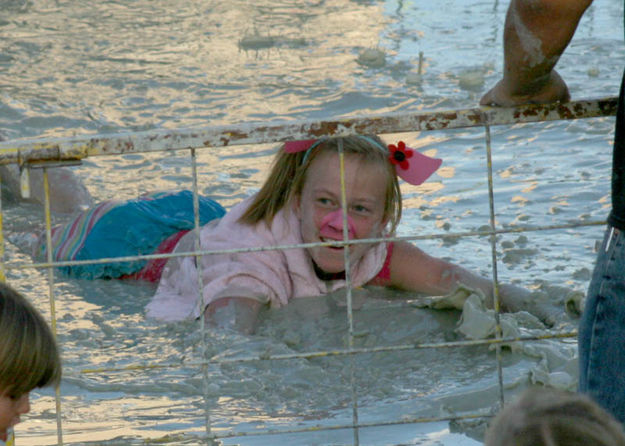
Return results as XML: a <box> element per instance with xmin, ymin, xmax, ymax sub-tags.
<box><xmin>0</xmin><ymin>98</ymin><xmax>616</xmax><ymax>445</ymax></box>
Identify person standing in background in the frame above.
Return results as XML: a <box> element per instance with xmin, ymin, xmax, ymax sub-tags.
<box><xmin>481</xmin><ymin>0</ymin><xmax>625</xmax><ymax>425</ymax></box>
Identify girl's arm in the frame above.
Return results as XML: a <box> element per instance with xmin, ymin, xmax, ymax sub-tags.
<box><xmin>386</xmin><ymin>241</ymin><xmax>494</xmax><ymax>299</ymax></box>
<box><xmin>386</xmin><ymin>241</ymin><xmax>564</xmax><ymax>326</ymax></box>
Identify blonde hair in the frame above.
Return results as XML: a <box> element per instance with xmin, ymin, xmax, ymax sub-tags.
<box><xmin>0</xmin><ymin>282</ymin><xmax>61</xmax><ymax>397</ymax></box>
<box><xmin>485</xmin><ymin>387</ymin><xmax>625</xmax><ymax>446</ymax></box>
<box><xmin>239</xmin><ymin>135</ymin><xmax>402</xmax><ymax>233</ymax></box>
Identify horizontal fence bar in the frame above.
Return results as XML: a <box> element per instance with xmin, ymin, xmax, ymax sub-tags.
<box><xmin>6</xmin><ymin>219</ymin><xmax>606</xmax><ymax>272</ymax></box>
<box><xmin>210</xmin><ymin>412</ymin><xmax>491</xmax><ymax>441</ymax></box>
<box><xmin>80</xmin><ymin>331</ymin><xmax>577</xmax><ymax>374</ymax></box>
<box><xmin>116</xmin><ymin>410</ymin><xmax>491</xmax><ymax>445</ymax></box>
<box><xmin>0</xmin><ymin>97</ymin><xmax>617</xmax><ymax>164</ymax></box>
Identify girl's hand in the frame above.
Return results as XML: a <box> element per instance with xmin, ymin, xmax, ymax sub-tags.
<box><xmin>420</xmin><ymin>283</ymin><xmax>573</xmax><ymax>328</ymax></box>
<box><xmin>204</xmin><ymin>297</ymin><xmax>264</xmax><ymax>335</ymax></box>
<box><xmin>421</xmin><ymin>285</ymin><xmax>481</xmax><ymax>311</ymax></box>
<box><xmin>498</xmin><ymin>283</ymin><xmax>572</xmax><ymax>328</ymax></box>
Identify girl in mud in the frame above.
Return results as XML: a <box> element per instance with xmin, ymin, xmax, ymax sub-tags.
<box><xmin>145</xmin><ymin>135</ymin><xmax>557</xmax><ymax>333</ymax></box>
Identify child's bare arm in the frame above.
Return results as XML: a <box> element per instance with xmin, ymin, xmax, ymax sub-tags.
<box><xmin>386</xmin><ymin>241</ymin><xmax>493</xmax><ymax>297</ymax></box>
<box><xmin>386</xmin><ymin>241</ymin><xmax>565</xmax><ymax>326</ymax></box>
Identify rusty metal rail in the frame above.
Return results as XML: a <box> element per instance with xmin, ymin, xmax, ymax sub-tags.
<box><xmin>0</xmin><ymin>97</ymin><xmax>617</xmax><ymax>164</ymax></box>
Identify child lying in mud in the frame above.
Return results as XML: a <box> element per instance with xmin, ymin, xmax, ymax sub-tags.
<box><xmin>28</xmin><ymin>135</ymin><xmax>568</xmax><ymax>333</ymax></box>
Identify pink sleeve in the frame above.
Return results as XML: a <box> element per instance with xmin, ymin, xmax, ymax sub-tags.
<box><xmin>146</xmin><ymin>199</ymin><xmax>292</xmax><ymax>321</ymax></box>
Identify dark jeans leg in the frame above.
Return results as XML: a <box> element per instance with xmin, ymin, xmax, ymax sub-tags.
<box><xmin>579</xmin><ymin>226</ymin><xmax>625</xmax><ymax>424</ymax></box>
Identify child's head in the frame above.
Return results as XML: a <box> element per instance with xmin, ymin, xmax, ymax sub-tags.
<box><xmin>240</xmin><ymin>135</ymin><xmax>405</xmax><ymax>232</ymax></box>
<box><xmin>485</xmin><ymin>387</ymin><xmax>625</xmax><ymax>446</ymax></box>
<box><xmin>294</xmin><ymin>143</ymin><xmax>394</xmax><ymax>273</ymax></box>
<box><xmin>0</xmin><ymin>282</ymin><xmax>61</xmax><ymax>440</ymax></box>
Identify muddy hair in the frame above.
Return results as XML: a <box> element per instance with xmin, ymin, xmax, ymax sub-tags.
<box><xmin>0</xmin><ymin>282</ymin><xmax>61</xmax><ymax>398</ymax></box>
<box><xmin>238</xmin><ymin>135</ymin><xmax>402</xmax><ymax>234</ymax></box>
<box><xmin>485</xmin><ymin>387</ymin><xmax>625</xmax><ymax>446</ymax></box>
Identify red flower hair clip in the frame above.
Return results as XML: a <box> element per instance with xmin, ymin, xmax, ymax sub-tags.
<box><xmin>388</xmin><ymin>141</ymin><xmax>413</xmax><ymax>170</ymax></box>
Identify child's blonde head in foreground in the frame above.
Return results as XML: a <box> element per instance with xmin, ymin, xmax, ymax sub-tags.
<box><xmin>0</xmin><ymin>282</ymin><xmax>61</xmax><ymax>398</ymax></box>
<box><xmin>485</xmin><ymin>387</ymin><xmax>625</xmax><ymax>446</ymax></box>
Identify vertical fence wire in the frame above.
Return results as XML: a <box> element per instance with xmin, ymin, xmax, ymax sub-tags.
<box><xmin>190</xmin><ymin>147</ymin><xmax>215</xmax><ymax>443</ymax></box>
<box><xmin>482</xmin><ymin>122</ymin><xmax>506</xmax><ymax>407</ymax></box>
<box><xmin>0</xmin><ymin>171</ymin><xmax>4</xmax><ymax>284</ymax></box>
<box><xmin>338</xmin><ymin>141</ymin><xmax>361</xmax><ymax>445</ymax></box>
<box><xmin>42</xmin><ymin>167</ymin><xmax>64</xmax><ymax>446</ymax></box>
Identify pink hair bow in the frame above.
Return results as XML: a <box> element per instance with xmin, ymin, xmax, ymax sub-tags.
<box><xmin>283</xmin><ymin>137</ymin><xmax>442</xmax><ymax>186</ymax></box>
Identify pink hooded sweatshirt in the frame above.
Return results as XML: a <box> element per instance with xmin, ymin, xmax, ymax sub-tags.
<box><xmin>146</xmin><ymin>196</ymin><xmax>387</xmax><ymax>321</ymax></box>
